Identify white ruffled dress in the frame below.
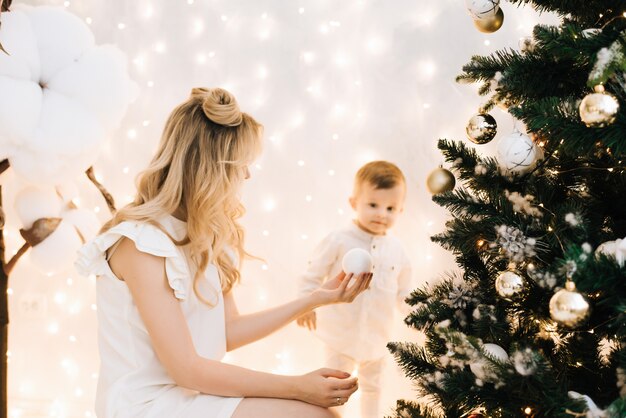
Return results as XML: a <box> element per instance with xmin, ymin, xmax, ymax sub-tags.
<box><xmin>75</xmin><ymin>215</ymin><xmax>242</xmax><ymax>418</ymax></box>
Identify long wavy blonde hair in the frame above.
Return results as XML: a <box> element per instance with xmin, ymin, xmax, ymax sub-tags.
<box><xmin>102</xmin><ymin>87</ymin><xmax>263</xmax><ymax>304</ymax></box>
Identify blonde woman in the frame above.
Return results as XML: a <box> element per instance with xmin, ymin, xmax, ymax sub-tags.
<box><xmin>76</xmin><ymin>88</ymin><xmax>372</xmax><ymax>418</ymax></box>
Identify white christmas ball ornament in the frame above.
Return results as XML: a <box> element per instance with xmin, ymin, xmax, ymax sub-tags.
<box><xmin>342</xmin><ymin>248</ymin><xmax>373</xmax><ymax>275</ymax></box>
<box><xmin>14</xmin><ymin>186</ymin><xmax>62</xmax><ymax>229</ymax></box>
<box><xmin>465</xmin><ymin>0</ymin><xmax>501</xmax><ymax>20</ymax></box>
<box><xmin>470</xmin><ymin>343</ymin><xmax>509</xmax><ymax>379</ymax></box>
<box><xmin>497</xmin><ymin>131</ymin><xmax>541</xmax><ymax>174</ymax></box>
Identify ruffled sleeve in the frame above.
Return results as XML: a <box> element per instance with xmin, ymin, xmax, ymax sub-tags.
<box><xmin>75</xmin><ymin>221</ymin><xmax>190</xmax><ymax>300</ymax></box>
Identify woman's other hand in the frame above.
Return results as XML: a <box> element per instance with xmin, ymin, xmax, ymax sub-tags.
<box><xmin>294</xmin><ymin>368</ymin><xmax>358</xmax><ymax>408</ymax></box>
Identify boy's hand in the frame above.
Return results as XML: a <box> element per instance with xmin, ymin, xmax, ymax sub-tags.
<box><xmin>296</xmin><ymin>311</ymin><xmax>317</xmax><ymax>330</ymax></box>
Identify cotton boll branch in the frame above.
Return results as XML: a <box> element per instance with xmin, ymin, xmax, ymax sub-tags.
<box><xmin>0</xmin><ymin>160</ymin><xmax>8</xmax><ymax>176</ymax></box>
<box><xmin>0</xmin><ymin>0</ymin><xmax>11</xmax><ymax>56</ymax></box>
<box><xmin>86</xmin><ymin>166</ymin><xmax>117</xmax><ymax>214</ymax></box>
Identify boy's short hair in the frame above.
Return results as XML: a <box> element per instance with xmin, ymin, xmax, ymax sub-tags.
<box><xmin>354</xmin><ymin>161</ymin><xmax>406</xmax><ymax>194</ymax></box>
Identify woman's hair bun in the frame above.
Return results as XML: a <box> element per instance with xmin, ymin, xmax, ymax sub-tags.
<box><xmin>191</xmin><ymin>87</ymin><xmax>243</xmax><ymax>127</ymax></box>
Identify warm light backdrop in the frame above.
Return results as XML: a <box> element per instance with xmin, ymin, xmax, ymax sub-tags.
<box><xmin>3</xmin><ymin>1</ymin><xmax>557</xmax><ymax>416</ymax></box>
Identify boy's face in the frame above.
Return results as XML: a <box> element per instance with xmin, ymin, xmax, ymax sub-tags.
<box><xmin>349</xmin><ymin>181</ymin><xmax>405</xmax><ymax>235</ymax></box>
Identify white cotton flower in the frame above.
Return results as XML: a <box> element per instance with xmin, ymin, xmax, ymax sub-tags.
<box><xmin>474</xmin><ymin>164</ymin><xmax>488</xmax><ymax>175</ymax></box>
<box><xmin>565</xmin><ymin>213</ymin><xmax>580</xmax><ymax>226</ymax></box>
<box><xmin>0</xmin><ymin>5</ymin><xmax>138</xmax><ymax>184</ymax></box>
<box><xmin>436</xmin><ymin>319</ymin><xmax>451</xmax><ymax>329</ymax></box>
<box><xmin>505</xmin><ymin>191</ymin><xmax>543</xmax><ymax>217</ymax></box>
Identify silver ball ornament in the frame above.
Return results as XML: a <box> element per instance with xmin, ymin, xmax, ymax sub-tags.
<box><xmin>549</xmin><ymin>281</ymin><xmax>590</xmax><ymax>328</ymax></box>
<box><xmin>579</xmin><ymin>85</ymin><xmax>619</xmax><ymax>128</ymax></box>
<box><xmin>495</xmin><ymin>270</ymin><xmax>525</xmax><ymax>299</ymax></box>
<box><xmin>466</xmin><ymin>113</ymin><xmax>497</xmax><ymax>144</ymax></box>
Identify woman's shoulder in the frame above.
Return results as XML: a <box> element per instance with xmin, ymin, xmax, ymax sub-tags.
<box><xmin>75</xmin><ymin>219</ymin><xmax>190</xmax><ymax>299</ymax></box>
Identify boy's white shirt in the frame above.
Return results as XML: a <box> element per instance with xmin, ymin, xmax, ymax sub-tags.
<box><xmin>298</xmin><ymin>221</ymin><xmax>413</xmax><ymax>361</ymax></box>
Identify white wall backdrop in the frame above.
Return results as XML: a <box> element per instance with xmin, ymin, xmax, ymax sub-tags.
<box><xmin>3</xmin><ymin>1</ymin><xmax>558</xmax><ymax>417</ymax></box>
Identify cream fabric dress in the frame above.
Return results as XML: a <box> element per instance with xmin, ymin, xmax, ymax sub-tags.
<box><xmin>75</xmin><ymin>215</ymin><xmax>242</xmax><ymax>418</ymax></box>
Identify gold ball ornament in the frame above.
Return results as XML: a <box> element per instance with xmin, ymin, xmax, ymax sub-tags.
<box><xmin>426</xmin><ymin>167</ymin><xmax>455</xmax><ymax>194</ymax></box>
<box><xmin>549</xmin><ymin>281</ymin><xmax>590</xmax><ymax>328</ymax></box>
<box><xmin>579</xmin><ymin>85</ymin><xmax>620</xmax><ymax>127</ymax></box>
<box><xmin>466</xmin><ymin>113</ymin><xmax>498</xmax><ymax>144</ymax></box>
<box><xmin>473</xmin><ymin>7</ymin><xmax>504</xmax><ymax>33</ymax></box>
<box><xmin>495</xmin><ymin>270</ymin><xmax>525</xmax><ymax>299</ymax></box>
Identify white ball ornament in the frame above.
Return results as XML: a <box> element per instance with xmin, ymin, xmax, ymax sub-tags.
<box><xmin>341</xmin><ymin>248</ymin><xmax>373</xmax><ymax>275</ymax></box>
<box><xmin>465</xmin><ymin>0</ymin><xmax>501</xmax><ymax>20</ymax></box>
<box><xmin>470</xmin><ymin>343</ymin><xmax>509</xmax><ymax>379</ymax></box>
<box><xmin>496</xmin><ymin>131</ymin><xmax>541</xmax><ymax>174</ymax></box>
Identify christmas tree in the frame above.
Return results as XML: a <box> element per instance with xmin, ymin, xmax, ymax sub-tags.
<box><xmin>389</xmin><ymin>1</ymin><xmax>626</xmax><ymax>417</ymax></box>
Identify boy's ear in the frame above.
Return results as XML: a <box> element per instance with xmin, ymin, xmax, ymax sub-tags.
<box><xmin>349</xmin><ymin>196</ymin><xmax>356</xmax><ymax>210</ymax></box>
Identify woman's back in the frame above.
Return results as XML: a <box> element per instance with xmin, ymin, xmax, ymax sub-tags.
<box><xmin>76</xmin><ymin>215</ymin><xmax>239</xmax><ymax>418</ymax></box>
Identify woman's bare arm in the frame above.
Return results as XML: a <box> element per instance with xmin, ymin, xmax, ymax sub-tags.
<box><xmin>224</xmin><ymin>271</ymin><xmax>371</xmax><ymax>351</ymax></box>
<box><xmin>108</xmin><ymin>238</ymin><xmax>358</xmax><ymax>407</ymax></box>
